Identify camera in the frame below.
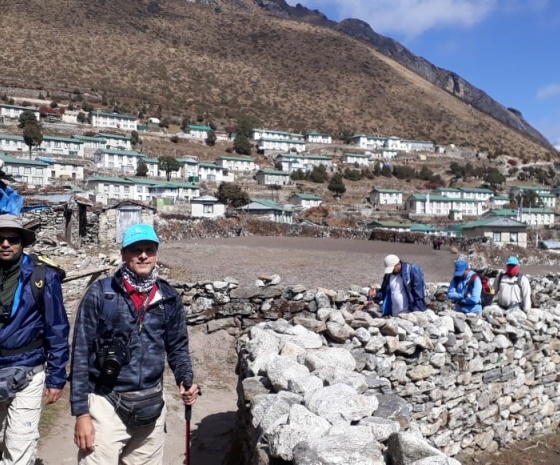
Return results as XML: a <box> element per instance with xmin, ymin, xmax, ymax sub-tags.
<box><xmin>94</xmin><ymin>335</ymin><xmax>131</xmax><ymax>380</ymax></box>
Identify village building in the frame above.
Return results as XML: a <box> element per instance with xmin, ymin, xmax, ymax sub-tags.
<box><xmin>510</xmin><ymin>185</ymin><xmax>556</xmax><ymax>209</ymax></box>
<box><xmin>98</xmin><ymin>201</ymin><xmax>156</xmax><ymax>246</ymax></box>
<box><xmin>351</xmin><ymin>134</ymin><xmax>386</xmax><ymax>150</ymax></box>
<box><xmin>0</xmin><ymin>153</ymin><xmax>49</xmax><ymax>187</ymax></box>
<box><xmin>131</xmin><ymin>178</ymin><xmax>200</xmax><ymax>202</ymax></box>
<box><xmin>483</xmin><ymin>208</ymin><xmax>555</xmax><ymax>227</ymax></box>
<box><xmin>459</xmin><ymin>217</ymin><xmax>529</xmax><ymax>248</ymax></box>
<box><xmin>406</xmin><ymin>193</ymin><xmax>486</xmax><ymax>217</ymax></box>
<box><xmin>0</xmin><ymin>133</ymin><xmax>85</xmax><ymax>158</ymax></box>
<box><xmin>341</xmin><ymin>153</ymin><xmax>371</xmax><ymax>166</ymax></box>
<box><xmin>38</xmin><ymin>157</ymin><xmax>86</xmax><ymax>182</ymax></box>
<box><xmin>305</xmin><ymin>132</ymin><xmax>332</xmax><ymax>144</ymax></box>
<box><xmin>95</xmin><ymin>132</ymin><xmax>133</xmax><ymax>150</ymax></box>
<box><xmin>488</xmin><ymin>195</ymin><xmax>511</xmax><ymax>208</ymax></box>
<box><xmin>255</xmin><ymin>170</ymin><xmax>290</xmax><ymax>186</ymax></box>
<box><xmin>191</xmin><ymin>195</ymin><xmax>226</xmax><ymax>219</ymax></box>
<box><xmin>0</xmin><ymin>104</ymin><xmax>40</xmax><ymax>121</ymax></box>
<box><xmin>198</xmin><ymin>162</ymin><xmax>225</xmax><ymax>183</ymax></box>
<box><xmin>86</xmin><ymin>176</ymin><xmax>136</xmax><ymax>203</ymax></box>
<box><xmin>257</xmin><ymin>137</ymin><xmax>306</xmax><ymax>153</ymax></box>
<box><xmin>91</xmin><ymin>111</ymin><xmax>138</xmax><ymax>131</ymax></box>
<box><xmin>434</xmin><ymin>187</ymin><xmax>495</xmax><ymax>202</ymax></box>
<box><xmin>369</xmin><ymin>188</ymin><xmax>403</xmax><ymax>206</ymax></box>
<box><xmin>239</xmin><ymin>198</ymin><xmax>293</xmax><ymax>224</ymax></box>
<box><xmin>216</xmin><ymin>155</ymin><xmax>256</xmax><ymax>172</ymax></box>
<box><xmin>93</xmin><ymin>148</ymin><xmax>146</xmax><ymax>175</ymax></box>
<box><xmin>178</xmin><ymin>157</ymin><xmax>200</xmax><ymax>180</ymax></box>
<box><xmin>287</xmin><ymin>193</ymin><xmax>322</xmax><ymax>209</ymax></box>
<box><xmin>275</xmin><ymin>153</ymin><xmax>332</xmax><ymax>173</ymax></box>
<box><xmin>187</xmin><ymin>124</ymin><xmax>212</xmax><ymax>140</ymax></box>
<box><xmin>72</xmin><ymin>135</ymin><xmax>107</xmax><ymax>155</ymax></box>
<box><xmin>252</xmin><ymin>128</ymin><xmax>304</xmax><ymax>142</ymax></box>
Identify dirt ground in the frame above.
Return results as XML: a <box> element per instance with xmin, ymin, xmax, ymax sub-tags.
<box><xmin>35</xmin><ymin>237</ymin><xmax>560</xmax><ymax>464</ymax></box>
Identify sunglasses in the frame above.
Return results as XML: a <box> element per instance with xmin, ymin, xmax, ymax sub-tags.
<box><xmin>0</xmin><ymin>236</ymin><xmax>22</xmax><ymax>245</ymax></box>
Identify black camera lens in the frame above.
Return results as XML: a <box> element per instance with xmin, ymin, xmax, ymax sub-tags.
<box><xmin>103</xmin><ymin>358</ymin><xmax>121</xmax><ymax>378</ymax></box>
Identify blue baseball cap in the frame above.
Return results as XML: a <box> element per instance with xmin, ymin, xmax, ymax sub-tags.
<box><xmin>122</xmin><ymin>224</ymin><xmax>160</xmax><ymax>248</ymax></box>
<box><xmin>453</xmin><ymin>260</ymin><xmax>469</xmax><ymax>277</ymax></box>
<box><xmin>505</xmin><ymin>256</ymin><xmax>519</xmax><ymax>266</ymax></box>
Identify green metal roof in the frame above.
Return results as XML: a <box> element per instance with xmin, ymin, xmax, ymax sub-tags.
<box><xmin>93</xmin><ymin>112</ymin><xmax>137</xmax><ymax>120</ymax></box>
<box><xmin>260</xmin><ymin>137</ymin><xmax>305</xmax><ymax>144</ymax></box>
<box><xmin>343</xmin><ymin>153</ymin><xmax>370</xmax><ymax>158</ymax></box>
<box><xmin>177</xmin><ymin>158</ymin><xmax>198</xmax><ymax>164</ymax></box>
<box><xmin>248</xmin><ymin>198</ymin><xmax>284</xmax><ymax>210</ymax></box>
<box><xmin>0</xmin><ymin>104</ymin><xmax>39</xmax><ymax>111</ymax></box>
<box><xmin>408</xmin><ymin>194</ymin><xmax>482</xmax><ymax>203</ymax></box>
<box><xmin>73</xmin><ymin>135</ymin><xmax>106</xmax><ymax>142</ymax></box>
<box><xmin>256</xmin><ymin>170</ymin><xmax>289</xmax><ymax>176</ymax></box>
<box><xmin>96</xmin><ymin>133</ymin><xmax>130</xmax><ymax>140</ymax></box>
<box><xmin>188</xmin><ymin>125</ymin><xmax>211</xmax><ymax>131</ymax></box>
<box><xmin>485</xmin><ymin>208</ymin><xmax>554</xmax><ymax>215</ymax></box>
<box><xmin>199</xmin><ymin>163</ymin><xmax>223</xmax><ymax>169</ymax></box>
<box><xmin>277</xmin><ymin>153</ymin><xmax>331</xmax><ymax>160</ymax></box>
<box><xmin>216</xmin><ymin>156</ymin><xmax>254</xmax><ymax>162</ymax></box>
<box><xmin>43</xmin><ymin>135</ymin><xmax>83</xmax><ymax>144</ymax></box>
<box><xmin>96</xmin><ymin>148</ymin><xmax>144</xmax><ymax>157</ymax></box>
<box><xmin>0</xmin><ymin>154</ymin><xmax>48</xmax><ymax>166</ymax></box>
<box><xmin>291</xmin><ymin>193</ymin><xmax>322</xmax><ymax>200</ymax></box>
<box><xmin>371</xmin><ymin>188</ymin><xmax>401</xmax><ymax>193</ymax></box>
<box><xmin>0</xmin><ymin>133</ymin><xmax>23</xmax><ymax>141</ymax></box>
<box><xmin>87</xmin><ymin>176</ymin><xmax>134</xmax><ymax>184</ymax></box>
<box><xmin>367</xmin><ymin>221</ymin><xmax>411</xmax><ymax>228</ymax></box>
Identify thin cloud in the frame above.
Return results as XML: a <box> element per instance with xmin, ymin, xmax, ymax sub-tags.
<box><xmin>536</xmin><ymin>84</ymin><xmax>560</xmax><ymax>100</ymax></box>
<box><xmin>288</xmin><ymin>0</ymin><xmax>498</xmax><ymax>38</ymax></box>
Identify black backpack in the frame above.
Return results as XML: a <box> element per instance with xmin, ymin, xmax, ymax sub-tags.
<box><xmin>28</xmin><ymin>253</ymin><xmax>66</xmax><ymax>313</ymax></box>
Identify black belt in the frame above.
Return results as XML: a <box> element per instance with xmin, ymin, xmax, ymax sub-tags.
<box><xmin>0</xmin><ymin>339</ymin><xmax>43</xmax><ymax>357</ymax></box>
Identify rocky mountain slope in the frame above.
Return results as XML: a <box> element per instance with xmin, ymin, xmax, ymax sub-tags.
<box><xmin>0</xmin><ymin>0</ymin><xmax>554</xmax><ymax>161</ymax></box>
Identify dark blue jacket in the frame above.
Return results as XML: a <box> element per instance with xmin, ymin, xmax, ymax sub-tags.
<box><xmin>70</xmin><ymin>272</ymin><xmax>194</xmax><ymax>417</ymax></box>
<box><xmin>376</xmin><ymin>262</ymin><xmax>426</xmax><ymax>316</ymax></box>
<box><xmin>0</xmin><ymin>254</ymin><xmax>69</xmax><ymax>389</ymax></box>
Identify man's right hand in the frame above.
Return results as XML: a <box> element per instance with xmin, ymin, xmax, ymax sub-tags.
<box><xmin>74</xmin><ymin>414</ymin><xmax>95</xmax><ymax>452</ymax></box>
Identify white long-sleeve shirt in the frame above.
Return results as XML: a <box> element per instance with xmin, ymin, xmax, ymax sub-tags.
<box><xmin>495</xmin><ymin>273</ymin><xmax>531</xmax><ymax>311</ymax></box>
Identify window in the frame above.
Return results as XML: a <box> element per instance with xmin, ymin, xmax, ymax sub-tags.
<box><xmin>24</xmin><ymin>167</ymin><xmax>31</xmax><ymax>174</ymax></box>
<box><xmin>510</xmin><ymin>232</ymin><xmax>518</xmax><ymax>243</ymax></box>
<box><xmin>36</xmin><ymin>168</ymin><xmax>43</xmax><ymax>175</ymax></box>
<box><xmin>32</xmin><ymin>177</ymin><xmax>43</xmax><ymax>185</ymax></box>
<box><xmin>203</xmin><ymin>204</ymin><xmax>214</xmax><ymax>214</ymax></box>
<box><xmin>493</xmin><ymin>231</ymin><xmax>501</xmax><ymax>242</ymax></box>
<box><xmin>124</xmin><ymin>186</ymin><xmax>130</xmax><ymax>193</ymax></box>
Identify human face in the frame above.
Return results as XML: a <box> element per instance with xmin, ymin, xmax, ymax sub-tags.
<box><xmin>0</xmin><ymin>228</ymin><xmax>23</xmax><ymax>262</ymax></box>
<box><xmin>121</xmin><ymin>240</ymin><xmax>158</xmax><ymax>278</ymax></box>
<box><xmin>392</xmin><ymin>262</ymin><xmax>402</xmax><ymax>274</ymax></box>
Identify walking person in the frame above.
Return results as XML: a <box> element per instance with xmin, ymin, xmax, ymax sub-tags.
<box><xmin>0</xmin><ymin>214</ymin><xmax>69</xmax><ymax>464</ymax></box>
<box><xmin>70</xmin><ymin>223</ymin><xmax>198</xmax><ymax>464</ymax></box>
<box><xmin>369</xmin><ymin>254</ymin><xmax>426</xmax><ymax>316</ymax></box>
<box><xmin>447</xmin><ymin>259</ymin><xmax>482</xmax><ymax>314</ymax></box>
<box><xmin>493</xmin><ymin>256</ymin><xmax>531</xmax><ymax>311</ymax></box>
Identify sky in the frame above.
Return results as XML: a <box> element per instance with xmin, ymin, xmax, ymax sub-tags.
<box><xmin>285</xmin><ymin>0</ymin><xmax>560</xmax><ymax>145</ymax></box>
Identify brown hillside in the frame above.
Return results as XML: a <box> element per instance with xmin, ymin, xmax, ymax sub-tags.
<box><xmin>0</xmin><ymin>0</ymin><xmax>554</xmax><ymax>161</ymax></box>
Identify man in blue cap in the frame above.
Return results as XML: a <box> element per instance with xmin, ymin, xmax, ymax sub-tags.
<box><xmin>493</xmin><ymin>256</ymin><xmax>531</xmax><ymax>311</ymax></box>
<box><xmin>70</xmin><ymin>223</ymin><xmax>199</xmax><ymax>464</ymax></box>
<box><xmin>447</xmin><ymin>259</ymin><xmax>482</xmax><ymax>313</ymax></box>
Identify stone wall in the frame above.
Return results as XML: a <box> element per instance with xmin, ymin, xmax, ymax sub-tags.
<box><xmin>167</xmin><ymin>273</ymin><xmax>560</xmax><ymax>464</ymax></box>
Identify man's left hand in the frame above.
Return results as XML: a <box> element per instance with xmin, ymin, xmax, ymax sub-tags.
<box><xmin>44</xmin><ymin>388</ymin><xmax>63</xmax><ymax>404</ymax></box>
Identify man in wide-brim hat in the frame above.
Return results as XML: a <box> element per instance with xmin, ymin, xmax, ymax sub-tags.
<box><xmin>0</xmin><ymin>214</ymin><xmax>69</xmax><ymax>464</ymax></box>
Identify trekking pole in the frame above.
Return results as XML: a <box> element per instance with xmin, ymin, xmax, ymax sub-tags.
<box><xmin>183</xmin><ymin>382</ymin><xmax>201</xmax><ymax>465</ymax></box>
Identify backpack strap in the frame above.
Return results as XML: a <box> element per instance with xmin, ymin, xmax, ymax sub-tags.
<box><xmin>98</xmin><ymin>278</ymin><xmax>119</xmax><ymax>335</ymax></box>
<box><xmin>30</xmin><ymin>257</ymin><xmax>47</xmax><ymax>314</ymax></box>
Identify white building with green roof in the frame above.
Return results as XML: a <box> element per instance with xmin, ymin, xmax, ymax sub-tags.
<box><xmin>187</xmin><ymin>125</ymin><xmax>212</xmax><ymax>140</ymax></box>
<box><xmin>94</xmin><ymin>148</ymin><xmax>147</xmax><ymax>174</ymax></box>
<box><xmin>369</xmin><ymin>188</ymin><xmax>403</xmax><ymax>206</ymax></box>
<box><xmin>0</xmin><ymin>153</ymin><xmax>49</xmax><ymax>187</ymax></box>
<box><xmin>305</xmin><ymin>132</ymin><xmax>332</xmax><ymax>144</ymax></box>
<box><xmin>252</xmin><ymin>128</ymin><xmax>304</xmax><ymax>142</ymax></box>
<box><xmin>459</xmin><ymin>217</ymin><xmax>528</xmax><ymax>248</ymax></box>
<box><xmin>341</xmin><ymin>153</ymin><xmax>371</xmax><ymax>166</ymax></box>
<box><xmin>434</xmin><ymin>187</ymin><xmax>495</xmax><ymax>202</ymax></box>
<box><xmin>484</xmin><ymin>208</ymin><xmax>554</xmax><ymax>226</ymax></box>
<box><xmin>216</xmin><ymin>155</ymin><xmax>256</xmax><ymax>172</ymax></box>
<box><xmin>240</xmin><ymin>198</ymin><xmax>293</xmax><ymax>224</ymax></box>
<box><xmin>0</xmin><ymin>104</ymin><xmax>40</xmax><ymax>120</ymax></box>
<box><xmin>255</xmin><ymin>170</ymin><xmax>290</xmax><ymax>186</ymax></box>
<box><xmin>91</xmin><ymin>111</ymin><xmax>138</xmax><ymax>131</ymax></box>
<box><xmin>406</xmin><ymin>193</ymin><xmax>486</xmax><ymax>216</ymax></box>
<box><xmin>95</xmin><ymin>132</ymin><xmax>132</xmax><ymax>150</ymax></box>
<box><xmin>199</xmin><ymin>162</ymin><xmax>225</xmax><ymax>183</ymax></box>
<box><xmin>257</xmin><ymin>137</ymin><xmax>306</xmax><ymax>153</ymax></box>
<box><xmin>275</xmin><ymin>153</ymin><xmax>332</xmax><ymax>173</ymax></box>
<box><xmin>0</xmin><ymin>133</ymin><xmax>85</xmax><ymax>158</ymax></box>
<box><xmin>288</xmin><ymin>193</ymin><xmax>322</xmax><ymax>209</ymax></box>
<box><xmin>177</xmin><ymin>157</ymin><xmax>199</xmax><ymax>179</ymax></box>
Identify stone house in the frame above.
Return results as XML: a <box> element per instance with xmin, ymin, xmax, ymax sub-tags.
<box><xmin>191</xmin><ymin>195</ymin><xmax>226</xmax><ymax>218</ymax></box>
<box><xmin>288</xmin><ymin>193</ymin><xmax>322</xmax><ymax>209</ymax></box>
<box><xmin>240</xmin><ymin>199</ymin><xmax>293</xmax><ymax>224</ymax></box>
<box><xmin>369</xmin><ymin>188</ymin><xmax>403</xmax><ymax>206</ymax></box>
<box><xmin>255</xmin><ymin>170</ymin><xmax>290</xmax><ymax>186</ymax></box>
<box><xmin>460</xmin><ymin>217</ymin><xmax>529</xmax><ymax>248</ymax></box>
<box><xmin>98</xmin><ymin>200</ymin><xmax>155</xmax><ymax>246</ymax></box>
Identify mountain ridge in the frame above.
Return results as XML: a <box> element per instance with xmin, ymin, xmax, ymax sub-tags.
<box><xmin>0</xmin><ymin>0</ymin><xmax>554</xmax><ymax>161</ymax></box>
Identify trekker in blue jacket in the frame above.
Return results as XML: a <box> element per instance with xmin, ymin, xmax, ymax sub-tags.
<box><xmin>369</xmin><ymin>254</ymin><xmax>426</xmax><ymax>316</ymax></box>
<box><xmin>71</xmin><ymin>223</ymin><xmax>199</xmax><ymax>465</ymax></box>
<box><xmin>447</xmin><ymin>259</ymin><xmax>482</xmax><ymax>314</ymax></box>
<box><xmin>0</xmin><ymin>214</ymin><xmax>69</xmax><ymax>464</ymax></box>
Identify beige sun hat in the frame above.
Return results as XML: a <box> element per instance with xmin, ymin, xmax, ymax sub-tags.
<box><xmin>0</xmin><ymin>215</ymin><xmax>36</xmax><ymax>247</ymax></box>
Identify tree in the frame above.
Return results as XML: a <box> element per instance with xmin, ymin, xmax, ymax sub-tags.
<box><xmin>18</xmin><ymin>110</ymin><xmax>38</xmax><ymax>129</ymax></box>
<box><xmin>484</xmin><ymin>168</ymin><xmax>506</xmax><ymax>188</ymax></box>
<box><xmin>381</xmin><ymin>164</ymin><xmax>393</xmax><ymax>177</ymax></box>
<box><xmin>136</xmin><ymin>160</ymin><xmax>149</xmax><ymax>177</ymax></box>
<box><xmin>158</xmin><ymin>156</ymin><xmax>181</xmax><ymax>181</ymax></box>
<box><xmin>233</xmin><ymin>133</ymin><xmax>251</xmax><ymax>155</ymax></box>
<box><xmin>23</xmin><ymin>123</ymin><xmax>43</xmax><ymax>159</ymax></box>
<box><xmin>343</xmin><ymin>168</ymin><xmax>362</xmax><ymax>181</ymax></box>
<box><xmin>216</xmin><ymin>182</ymin><xmax>250</xmax><ymax>209</ymax></box>
<box><xmin>237</xmin><ymin>116</ymin><xmax>255</xmax><ymax>138</ymax></box>
<box><xmin>309</xmin><ymin>165</ymin><xmax>328</xmax><ymax>183</ymax></box>
<box><xmin>77</xmin><ymin>112</ymin><xmax>87</xmax><ymax>123</ymax></box>
<box><xmin>338</xmin><ymin>128</ymin><xmax>354</xmax><ymax>144</ymax></box>
<box><xmin>205</xmin><ymin>130</ymin><xmax>217</xmax><ymax>146</ymax></box>
<box><xmin>131</xmin><ymin>130</ymin><xmax>140</xmax><ymax>147</ymax></box>
<box><xmin>328</xmin><ymin>174</ymin><xmax>346</xmax><ymax>198</ymax></box>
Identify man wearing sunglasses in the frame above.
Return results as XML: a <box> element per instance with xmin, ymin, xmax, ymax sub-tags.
<box><xmin>70</xmin><ymin>223</ymin><xmax>198</xmax><ymax>464</ymax></box>
<box><xmin>0</xmin><ymin>214</ymin><xmax>69</xmax><ymax>464</ymax></box>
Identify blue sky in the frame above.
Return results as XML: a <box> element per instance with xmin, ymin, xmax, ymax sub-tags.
<box><xmin>285</xmin><ymin>0</ymin><xmax>560</xmax><ymax>145</ymax></box>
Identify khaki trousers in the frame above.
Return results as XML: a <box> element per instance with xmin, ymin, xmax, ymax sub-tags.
<box><xmin>0</xmin><ymin>370</ymin><xmax>45</xmax><ymax>465</ymax></box>
<box><xmin>78</xmin><ymin>393</ymin><xmax>166</xmax><ymax>465</ymax></box>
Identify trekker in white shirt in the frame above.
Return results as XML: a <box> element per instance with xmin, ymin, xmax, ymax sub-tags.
<box><xmin>494</xmin><ymin>256</ymin><xmax>531</xmax><ymax>311</ymax></box>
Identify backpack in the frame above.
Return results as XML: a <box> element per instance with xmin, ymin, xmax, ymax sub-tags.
<box><xmin>467</xmin><ymin>273</ymin><xmax>494</xmax><ymax>307</ymax></box>
<box><xmin>494</xmin><ymin>272</ymin><xmax>523</xmax><ymax>294</ymax></box>
<box><xmin>28</xmin><ymin>254</ymin><xmax>66</xmax><ymax>313</ymax></box>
